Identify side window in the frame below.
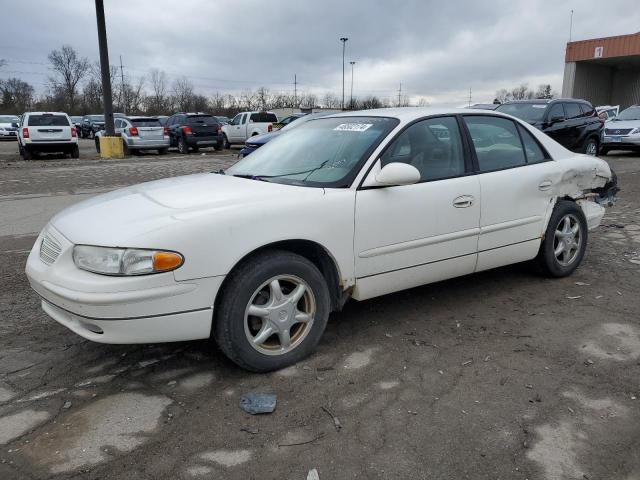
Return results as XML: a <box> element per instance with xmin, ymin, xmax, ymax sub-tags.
<box><xmin>547</xmin><ymin>104</ymin><xmax>565</xmax><ymax>121</ymax></box>
<box><xmin>114</xmin><ymin>119</ymin><xmax>123</xmax><ymax>128</ymax></box>
<box><xmin>380</xmin><ymin>116</ymin><xmax>465</xmax><ymax>182</ymax></box>
<box><xmin>580</xmin><ymin>103</ymin><xmax>595</xmax><ymax>117</ymax></box>
<box><xmin>517</xmin><ymin>125</ymin><xmax>548</xmax><ymax>164</ymax></box>
<box><xmin>231</xmin><ymin>114</ymin><xmax>241</xmax><ymax>125</ymax></box>
<box><xmin>241</xmin><ymin>113</ymin><xmax>248</xmax><ymax>124</ymax></box>
<box><xmin>463</xmin><ymin>116</ymin><xmax>526</xmax><ymax>172</ymax></box>
<box><xmin>565</xmin><ymin>103</ymin><xmax>582</xmax><ymax>119</ymax></box>
<box><xmin>166</xmin><ymin>116</ymin><xmax>174</xmax><ymax>126</ymax></box>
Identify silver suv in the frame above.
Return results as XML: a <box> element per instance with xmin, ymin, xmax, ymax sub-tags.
<box><xmin>95</xmin><ymin>116</ymin><xmax>169</xmax><ymax>155</ymax></box>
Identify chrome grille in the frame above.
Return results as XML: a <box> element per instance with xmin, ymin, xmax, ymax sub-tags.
<box><xmin>39</xmin><ymin>232</ymin><xmax>62</xmax><ymax>265</ymax></box>
<box><xmin>605</xmin><ymin>128</ymin><xmax>632</xmax><ymax>135</ymax></box>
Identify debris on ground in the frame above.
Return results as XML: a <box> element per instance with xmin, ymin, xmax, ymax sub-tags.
<box><xmin>240</xmin><ymin>426</ymin><xmax>259</xmax><ymax>435</ymax></box>
<box><xmin>525</xmin><ymin>384</ymin><xmax>533</xmax><ymax>389</ymax></box>
<box><xmin>584</xmin><ymin>359</ymin><xmax>594</xmax><ymax>366</ymax></box>
<box><xmin>575</xmin><ymin>282</ymin><xmax>591</xmax><ymax>286</ymax></box>
<box><xmin>321</xmin><ymin>406</ymin><xmax>342</xmax><ymax>431</ymax></box>
<box><xmin>567</xmin><ymin>296</ymin><xmax>583</xmax><ymax>300</ymax></box>
<box><xmin>239</xmin><ymin>393</ymin><xmax>277</xmax><ymax>415</ymax></box>
<box><xmin>307</xmin><ymin>468</ymin><xmax>320</xmax><ymax>480</ymax></box>
<box><xmin>462</xmin><ymin>360</ymin><xmax>472</xmax><ymax>366</ymax></box>
<box><xmin>62</xmin><ymin>400</ymin><xmax>72</xmax><ymax>409</ymax></box>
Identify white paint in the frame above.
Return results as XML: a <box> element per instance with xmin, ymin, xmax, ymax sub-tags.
<box><xmin>378</xmin><ymin>380</ymin><xmax>400</xmax><ymax>390</ymax></box>
<box><xmin>186</xmin><ymin>465</ymin><xmax>213</xmax><ymax>476</ymax></box>
<box><xmin>179</xmin><ymin>372</ymin><xmax>215</xmax><ymax>391</ymax></box>
<box><xmin>0</xmin><ymin>409</ymin><xmax>51</xmax><ymax>444</ymax></box>
<box><xmin>199</xmin><ymin>449</ymin><xmax>252</xmax><ymax>467</ymax></box>
<box><xmin>582</xmin><ymin>323</ymin><xmax>640</xmax><ymax>361</ymax></box>
<box><xmin>74</xmin><ymin>375</ymin><xmax>116</xmax><ymax>387</ymax></box>
<box><xmin>527</xmin><ymin>421</ymin><xmax>585</xmax><ymax>480</ymax></box>
<box><xmin>18</xmin><ymin>388</ymin><xmax>66</xmax><ymax>402</ymax></box>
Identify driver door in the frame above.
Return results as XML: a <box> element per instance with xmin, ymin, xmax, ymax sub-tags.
<box><xmin>353</xmin><ymin>116</ymin><xmax>481</xmax><ymax>300</ymax></box>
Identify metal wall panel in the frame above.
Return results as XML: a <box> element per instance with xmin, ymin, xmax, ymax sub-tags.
<box><xmin>566</xmin><ymin>33</ymin><xmax>640</xmax><ymax>62</ymax></box>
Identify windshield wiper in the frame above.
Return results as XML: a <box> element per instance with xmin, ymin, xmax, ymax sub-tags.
<box><xmin>255</xmin><ymin>160</ymin><xmax>331</xmax><ymax>180</ymax></box>
<box><xmin>231</xmin><ymin>173</ymin><xmax>270</xmax><ymax>182</ymax></box>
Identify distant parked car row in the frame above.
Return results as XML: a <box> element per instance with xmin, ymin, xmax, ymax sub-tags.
<box><xmin>599</xmin><ymin>104</ymin><xmax>640</xmax><ymax>155</ymax></box>
<box><xmin>0</xmin><ymin>115</ymin><xmax>20</xmax><ymax>139</ymax></box>
<box><xmin>16</xmin><ymin>112</ymin><xmax>79</xmax><ymax>160</ymax></box>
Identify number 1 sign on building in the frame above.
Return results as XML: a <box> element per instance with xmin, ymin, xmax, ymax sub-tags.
<box><xmin>594</xmin><ymin>46</ymin><xmax>604</xmax><ymax>58</ymax></box>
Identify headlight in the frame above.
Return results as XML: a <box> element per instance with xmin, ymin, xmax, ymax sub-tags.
<box><xmin>73</xmin><ymin>245</ymin><xmax>184</xmax><ymax>276</ymax></box>
<box><xmin>631</xmin><ymin>128</ymin><xmax>640</xmax><ymax>135</ymax></box>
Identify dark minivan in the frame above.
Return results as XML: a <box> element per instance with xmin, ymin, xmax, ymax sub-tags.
<box><xmin>165</xmin><ymin>113</ymin><xmax>223</xmax><ymax>154</ymax></box>
<box><xmin>495</xmin><ymin>99</ymin><xmax>603</xmax><ymax>155</ymax></box>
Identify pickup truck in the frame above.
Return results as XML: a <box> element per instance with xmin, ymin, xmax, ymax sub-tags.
<box><xmin>221</xmin><ymin>111</ymin><xmax>278</xmax><ymax>148</ymax></box>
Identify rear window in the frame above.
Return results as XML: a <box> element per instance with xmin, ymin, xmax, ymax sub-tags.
<box><xmin>131</xmin><ymin>118</ymin><xmax>161</xmax><ymax>127</ymax></box>
<box><xmin>27</xmin><ymin>115</ymin><xmax>70</xmax><ymax>127</ymax></box>
<box><xmin>187</xmin><ymin>116</ymin><xmax>219</xmax><ymax>125</ymax></box>
<box><xmin>250</xmin><ymin>112</ymin><xmax>278</xmax><ymax>123</ymax></box>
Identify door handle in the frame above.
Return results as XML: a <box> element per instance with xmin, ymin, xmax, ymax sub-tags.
<box><xmin>453</xmin><ymin>195</ymin><xmax>475</xmax><ymax>208</ymax></box>
<box><xmin>538</xmin><ymin>180</ymin><xmax>553</xmax><ymax>191</ymax></box>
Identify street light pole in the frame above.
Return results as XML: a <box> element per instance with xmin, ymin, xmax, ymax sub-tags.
<box><xmin>349</xmin><ymin>61</ymin><xmax>356</xmax><ymax>109</ymax></box>
<box><xmin>340</xmin><ymin>37</ymin><xmax>348</xmax><ymax>110</ymax></box>
<box><xmin>95</xmin><ymin>0</ymin><xmax>115</xmax><ymax>136</ymax></box>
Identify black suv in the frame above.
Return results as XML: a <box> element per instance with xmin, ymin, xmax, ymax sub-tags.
<box><xmin>165</xmin><ymin>113</ymin><xmax>223</xmax><ymax>154</ymax></box>
<box><xmin>80</xmin><ymin>113</ymin><xmax>125</xmax><ymax>138</ymax></box>
<box><xmin>495</xmin><ymin>99</ymin><xmax>603</xmax><ymax>155</ymax></box>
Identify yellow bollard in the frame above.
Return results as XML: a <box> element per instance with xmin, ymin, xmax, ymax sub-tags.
<box><xmin>99</xmin><ymin>136</ymin><xmax>124</xmax><ymax>159</ymax></box>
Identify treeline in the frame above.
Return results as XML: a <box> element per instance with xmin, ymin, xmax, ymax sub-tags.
<box><xmin>0</xmin><ymin>45</ymin><xmax>409</xmax><ymax>117</ymax></box>
<box><xmin>494</xmin><ymin>84</ymin><xmax>556</xmax><ymax>103</ymax></box>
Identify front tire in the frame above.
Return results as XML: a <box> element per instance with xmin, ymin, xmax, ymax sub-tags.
<box><xmin>223</xmin><ymin>134</ymin><xmax>231</xmax><ymax>149</ymax></box>
<box><xmin>95</xmin><ymin>138</ymin><xmax>101</xmax><ymax>153</ymax></box>
<box><xmin>535</xmin><ymin>200</ymin><xmax>588</xmax><ymax>277</ymax></box>
<box><xmin>214</xmin><ymin>250</ymin><xmax>330</xmax><ymax>372</ymax></box>
<box><xmin>583</xmin><ymin>137</ymin><xmax>598</xmax><ymax>156</ymax></box>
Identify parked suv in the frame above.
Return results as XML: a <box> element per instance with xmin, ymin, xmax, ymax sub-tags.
<box><xmin>17</xmin><ymin>112</ymin><xmax>79</xmax><ymax>160</ymax></box>
<box><xmin>165</xmin><ymin>113</ymin><xmax>223</xmax><ymax>154</ymax></box>
<box><xmin>600</xmin><ymin>105</ymin><xmax>640</xmax><ymax>155</ymax></box>
<box><xmin>495</xmin><ymin>99</ymin><xmax>603</xmax><ymax>155</ymax></box>
<box><xmin>80</xmin><ymin>113</ymin><xmax>125</xmax><ymax>138</ymax></box>
<box><xmin>94</xmin><ymin>116</ymin><xmax>170</xmax><ymax>155</ymax></box>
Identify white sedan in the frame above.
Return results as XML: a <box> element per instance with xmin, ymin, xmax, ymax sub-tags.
<box><xmin>25</xmin><ymin>108</ymin><xmax>618</xmax><ymax>372</ymax></box>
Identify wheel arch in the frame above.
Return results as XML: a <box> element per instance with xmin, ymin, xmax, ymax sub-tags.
<box><xmin>214</xmin><ymin>239</ymin><xmax>346</xmax><ymax>314</ymax></box>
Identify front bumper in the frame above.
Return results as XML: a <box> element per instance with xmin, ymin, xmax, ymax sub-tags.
<box><xmin>602</xmin><ymin>134</ymin><xmax>640</xmax><ymax>149</ymax></box>
<box><xmin>0</xmin><ymin>130</ymin><xmax>17</xmax><ymax>138</ymax></box>
<box><xmin>25</xmin><ymin>225</ymin><xmax>223</xmax><ymax>344</ymax></box>
<box><xmin>239</xmin><ymin>146</ymin><xmax>258</xmax><ymax>157</ymax></box>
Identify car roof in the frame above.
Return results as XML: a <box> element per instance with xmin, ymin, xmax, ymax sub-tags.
<box><xmin>322</xmin><ymin>106</ymin><xmax>520</xmax><ymax>122</ymax></box>
<box><xmin>24</xmin><ymin>111</ymin><xmax>69</xmax><ymax>116</ymax></box>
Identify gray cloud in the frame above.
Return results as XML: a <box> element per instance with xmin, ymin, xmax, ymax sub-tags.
<box><xmin>1</xmin><ymin>0</ymin><xmax>638</xmax><ymax>106</ymax></box>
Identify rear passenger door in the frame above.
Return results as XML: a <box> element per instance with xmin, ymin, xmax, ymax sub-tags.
<box><xmin>462</xmin><ymin>115</ymin><xmax>557</xmax><ymax>271</ymax></box>
<box><xmin>563</xmin><ymin>102</ymin><xmax>585</xmax><ymax>150</ymax></box>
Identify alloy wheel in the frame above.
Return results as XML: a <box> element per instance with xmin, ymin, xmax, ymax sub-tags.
<box><xmin>553</xmin><ymin>213</ymin><xmax>582</xmax><ymax>266</ymax></box>
<box><xmin>244</xmin><ymin>275</ymin><xmax>315</xmax><ymax>356</ymax></box>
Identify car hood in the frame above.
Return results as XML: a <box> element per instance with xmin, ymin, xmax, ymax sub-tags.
<box><xmin>605</xmin><ymin>120</ymin><xmax>640</xmax><ymax>129</ymax></box>
<box><xmin>246</xmin><ymin>131</ymin><xmax>281</xmax><ymax>145</ymax></box>
<box><xmin>0</xmin><ymin>122</ymin><xmax>17</xmax><ymax>128</ymax></box>
<box><xmin>50</xmin><ymin>173</ymin><xmax>323</xmax><ymax>246</ymax></box>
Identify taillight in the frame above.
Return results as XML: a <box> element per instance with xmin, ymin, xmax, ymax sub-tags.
<box><xmin>71</xmin><ymin>127</ymin><xmax>77</xmax><ymax>137</ymax></box>
<box><xmin>268</xmin><ymin>123</ymin><xmax>273</xmax><ymax>133</ymax></box>
<box><xmin>22</xmin><ymin>127</ymin><xmax>29</xmax><ymax>139</ymax></box>
<box><xmin>217</xmin><ymin>125</ymin><xmax>222</xmax><ymax>133</ymax></box>
<box><xmin>163</xmin><ymin>127</ymin><xmax>168</xmax><ymax>136</ymax></box>
<box><xmin>128</xmin><ymin>127</ymin><xmax>138</xmax><ymax>136</ymax></box>
<box><xmin>181</xmin><ymin>126</ymin><xmax>192</xmax><ymax>135</ymax></box>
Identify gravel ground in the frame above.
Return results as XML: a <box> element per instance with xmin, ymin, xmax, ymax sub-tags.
<box><xmin>0</xmin><ymin>143</ymin><xmax>639</xmax><ymax>480</ymax></box>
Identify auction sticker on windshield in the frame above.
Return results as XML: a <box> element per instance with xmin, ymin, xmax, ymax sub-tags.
<box><xmin>334</xmin><ymin>123</ymin><xmax>373</xmax><ymax>132</ymax></box>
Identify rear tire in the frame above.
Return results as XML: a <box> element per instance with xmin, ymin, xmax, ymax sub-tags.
<box><xmin>71</xmin><ymin>145</ymin><xmax>80</xmax><ymax>159</ymax></box>
<box><xmin>223</xmin><ymin>134</ymin><xmax>231</xmax><ymax>149</ymax></box>
<box><xmin>535</xmin><ymin>200</ymin><xmax>588</xmax><ymax>277</ymax></box>
<box><xmin>158</xmin><ymin>148</ymin><xmax>168</xmax><ymax>155</ymax></box>
<box><xmin>20</xmin><ymin>146</ymin><xmax>32</xmax><ymax>160</ymax></box>
<box><xmin>95</xmin><ymin>138</ymin><xmax>101</xmax><ymax>153</ymax></box>
<box><xmin>599</xmin><ymin>146</ymin><xmax>609</xmax><ymax>156</ymax></box>
<box><xmin>178</xmin><ymin>137</ymin><xmax>189</xmax><ymax>154</ymax></box>
<box><xmin>214</xmin><ymin>250</ymin><xmax>330</xmax><ymax>372</ymax></box>
<box><xmin>583</xmin><ymin>137</ymin><xmax>598</xmax><ymax>156</ymax></box>
<box><xmin>122</xmin><ymin>141</ymin><xmax>130</xmax><ymax>156</ymax></box>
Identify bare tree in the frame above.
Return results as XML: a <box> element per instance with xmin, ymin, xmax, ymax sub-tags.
<box><xmin>0</xmin><ymin>77</ymin><xmax>35</xmax><ymax>113</ymax></box>
<box><xmin>48</xmin><ymin>45</ymin><xmax>90</xmax><ymax>113</ymax></box>
<box><xmin>535</xmin><ymin>84</ymin><xmax>554</xmax><ymax>99</ymax></box>
<box><xmin>146</xmin><ymin>69</ymin><xmax>169</xmax><ymax>114</ymax></box>
<box><xmin>172</xmin><ymin>77</ymin><xmax>195</xmax><ymax>112</ymax></box>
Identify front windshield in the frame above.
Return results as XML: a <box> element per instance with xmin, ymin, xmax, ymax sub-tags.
<box><xmin>225</xmin><ymin>116</ymin><xmax>399</xmax><ymax>187</ymax></box>
<box><xmin>89</xmin><ymin>115</ymin><xmax>104</xmax><ymax>121</ymax></box>
<box><xmin>495</xmin><ymin>103</ymin><xmax>547</xmax><ymax>122</ymax></box>
<box><xmin>0</xmin><ymin>116</ymin><xmax>19</xmax><ymax>123</ymax></box>
<box><xmin>614</xmin><ymin>107</ymin><xmax>640</xmax><ymax>121</ymax></box>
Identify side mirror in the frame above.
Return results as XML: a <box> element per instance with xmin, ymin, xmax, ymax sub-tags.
<box><xmin>548</xmin><ymin>115</ymin><xmax>564</xmax><ymax>124</ymax></box>
<box><xmin>362</xmin><ymin>160</ymin><xmax>421</xmax><ymax>187</ymax></box>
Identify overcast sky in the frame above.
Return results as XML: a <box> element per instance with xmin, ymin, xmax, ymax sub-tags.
<box><xmin>1</xmin><ymin>0</ymin><xmax>638</xmax><ymax>106</ymax></box>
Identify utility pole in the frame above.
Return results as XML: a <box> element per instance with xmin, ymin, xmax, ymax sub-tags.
<box><xmin>340</xmin><ymin>37</ymin><xmax>348</xmax><ymax>110</ymax></box>
<box><xmin>95</xmin><ymin>0</ymin><xmax>114</xmax><ymax>136</ymax></box>
<box><xmin>294</xmin><ymin>73</ymin><xmax>297</xmax><ymax>107</ymax></box>
<box><xmin>119</xmin><ymin>55</ymin><xmax>125</xmax><ymax>114</ymax></box>
<box><xmin>397</xmin><ymin>82</ymin><xmax>402</xmax><ymax>107</ymax></box>
<box><xmin>349</xmin><ymin>61</ymin><xmax>355</xmax><ymax>109</ymax></box>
